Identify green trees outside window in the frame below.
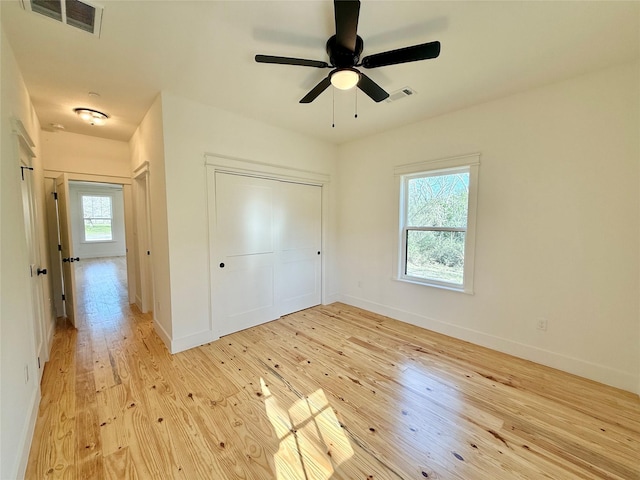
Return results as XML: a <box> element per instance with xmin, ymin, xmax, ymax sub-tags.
<box><xmin>82</xmin><ymin>195</ymin><xmax>113</xmax><ymax>242</ymax></box>
<box><xmin>404</xmin><ymin>171</ymin><xmax>469</xmax><ymax>285</ymax></box>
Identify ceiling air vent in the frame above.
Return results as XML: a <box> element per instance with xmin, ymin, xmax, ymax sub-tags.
<box><xmin>21</xmin><ymin>0</ymin><xmax>103</xmax><ymax>37</ymax></box>
<box><xmin>386</xmin><ymin>87</ymin><xmax>416</xmax><ymax>103</ymax></box>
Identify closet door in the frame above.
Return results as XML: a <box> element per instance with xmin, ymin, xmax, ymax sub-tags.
<box><xmin>213</xmin><ymin>173</ymin><xmax>279</xmax><ymax>337</ymax></box>
<box><xmin>212</xmin><ymin>173</ymin><xmax>322</xmax><ymax>337</ymax></box>
<box><xmin>278</xmin><ymin>181</ymin><xmax>321</xmax><ymax>316</ymax></box>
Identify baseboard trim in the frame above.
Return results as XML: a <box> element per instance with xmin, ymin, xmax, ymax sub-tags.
<box><xmin>152</xmin><ymin>316</ymin><xmax>172</xmax><ymax>351</ymax></box>
<box><xmin>14</xmin><ymin>385</ymin><xmax>41</xmax><ymax>480</ymax></box>
<box><xmin>135</xmin><ymin>295</ymin><xmax>143</xmax><ymax>312</ymax></box>
<box><xmin>323</xmin><ymin>293</ymin><xmax>342</xmax><ymax>306</ymax></box>
<box><xmin>170</xmin><ymin>330</ymin><xmax>218</xmax><ymax>354</ymax></box>
<box><xmin>340</xmin><ymin>295</ymin><xmax>639</xmax><ymax>394</ymax></box>
<box><xmin>46</xmin><ymin>317</ymin><xmax>55</xmax><ymax>361</ymax></box>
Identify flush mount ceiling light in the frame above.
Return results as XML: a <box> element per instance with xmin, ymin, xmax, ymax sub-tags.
<box><xmin>330</xmin><ymin>69</ymin><xmax>360</xmax><ymax>90</ymax></box>
<box><xmin>74</xmin><ymin>108</ymin><xmax>108</xmax><ymax>126</ymax></box>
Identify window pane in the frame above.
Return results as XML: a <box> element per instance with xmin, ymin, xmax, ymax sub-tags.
<box><xmin>82</xmin><ymin>195</ymin><xmax>113</xmax><ymax>241</ymax></box>
<box><xmin>406</xmin><ymin>230</ymin><xmax>465</xmax><ymax>284</ymax></box>
<box><xmin>84</xmin><ymin>219</ymin><xmax>112</xmax><ymax>241</ymax></box>
<box><xmin>82</xmin><ymin>195</ymin><xmax>112</xmax><ymax>219</ymax></box>
<box><xmin>407</xmin><ymin>172</ymin><xmax>469</xmax><ymax>228</ymax></box>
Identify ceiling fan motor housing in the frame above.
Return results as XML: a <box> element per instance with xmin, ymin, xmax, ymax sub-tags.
<box><xmin>326</xmin><ymin>35</ymin><xmax>364</xmax><ymax>68</ymax></box>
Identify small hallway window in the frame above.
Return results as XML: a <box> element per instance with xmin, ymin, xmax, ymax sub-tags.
<box><xmin>81</xmin><ymin>194</ymin><xmax>113</xmax><ymax>242</ymax></box>
<box><xmin>395</xmin><ymin>154</ymin><xmax>480</xmax><ymax>293</ymax></box>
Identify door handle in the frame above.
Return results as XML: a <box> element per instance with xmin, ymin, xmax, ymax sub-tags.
<box><xmin>219</xmin><ymin>263</ymin><xmax>225</xmax><ymax>268</ymax></box>
<box><xmin>62</xmin><ymin>257</ymin><xmax>70</xmax><ymax>262</ymax></box>
<box><xmin>72</xmin><ymin>257</ymin><xmax>80</xmax><ymax>262</ymax></box>
<box><xmin>37</xmin><ymin>268</ymin><xmax>47</xmax><ymax>276</ymax></box>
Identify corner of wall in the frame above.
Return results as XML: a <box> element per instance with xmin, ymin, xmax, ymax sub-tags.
<box><xmin>129</xmin><ymin>93</ymin><xmax>173</xmax><ymax>342</ymax></box>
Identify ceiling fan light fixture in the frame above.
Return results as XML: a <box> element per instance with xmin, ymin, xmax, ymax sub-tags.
<box><xmin>74</xmin><ymin>108</ymin><xmax>109</xmax><ymax>126</ymax></box>
<box><xmin>330</xmin><ymin>69</ymin><xmax>360</xmax><ymax>90</ymax></box>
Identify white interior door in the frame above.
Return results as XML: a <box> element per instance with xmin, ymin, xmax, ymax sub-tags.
<box><xmin>278</xmin><ymin>181</ymin><xmax>322</xmax><ymax>316</ymax></box>
<box><xmin>55</xmin><ymin>173</ymin><xmax>78</xmax><ymax>326</ymax></box>
<box><xmin>213</xmin><ymin>173</ymin><xmax>279</xmax><ymax>336</ymax></box>
<box><xmin>212</xmin><ymin>172</ymin><xmax>322</xmax><ymax>338</ymax></box>
<box><xmin>45</xmin><ymin>178</ymin><xmax>65</xmax><ymax>317</ymax></box>
<box><xmin>20</xmin><ymin>151</ymin><xmax>47</xmax><ymax>379</ymax></box>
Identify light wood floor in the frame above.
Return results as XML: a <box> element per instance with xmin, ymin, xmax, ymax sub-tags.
<box><xmin>27</xmin><ymin>257</ymin><xmax>640</xmax><ymax>479</ymax></box>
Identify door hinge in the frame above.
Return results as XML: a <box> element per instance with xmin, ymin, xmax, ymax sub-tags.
<box><xmin>20</xmin><ymin>166</ymin><xmax>34</xmax><ymax>180</ymax></box>
<box><xmin>53</xmin><ymin>192</ymin><xmax>58</xmax><ymax>200</ymax></box>
<box><xmin>58</xmin><ymin>244</ymin><xmax>62</xmax><ymax>251</ymax></box>
<box><xmin>62</xmin><ymin>294</ymin><xmax>66</xmax><ymax>301</ymax></box>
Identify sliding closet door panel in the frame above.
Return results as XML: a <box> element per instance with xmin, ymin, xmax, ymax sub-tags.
<box><xmin>278</xmin><ymin>182</ymin><xmax>322</xmax><ymax>316</ymax></box>
<box><xmin>213</xmin><ymin>173</ymin><xmax>278</xmax><ymax>337</ymax></box>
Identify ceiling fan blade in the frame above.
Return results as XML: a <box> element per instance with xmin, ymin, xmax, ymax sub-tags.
<box><xmin>255</xmin><ymin>54</ymin><xmax>329</xmax><ymax>68</ymax></box>
<box><xmin>334</xmin><ymin>0</ymin><xmax>360</xmax><ymax>51</ymax></box>
<box><xmin>357</xmin><ymin>72</ymin><xmax>389</xmax><ymax>103</ymax></box>
<box><xmin>300</xmin><ymin>77</ymin><xmax>332</xmax><ymax>103</ymax></box>
<box><xmin>362</xmin><ymin>41</ymin><xmax>441</xmax><ymax>69</ymax></box>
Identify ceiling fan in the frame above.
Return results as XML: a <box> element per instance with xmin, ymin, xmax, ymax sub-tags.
<box><xmin>255</xmin><ymin>0</ymin><xmax>441</xmax><ymax>104</ymax></box>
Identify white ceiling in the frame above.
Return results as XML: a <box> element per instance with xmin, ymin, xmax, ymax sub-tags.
<box><xmin>2</xmin><ymin>1</ymin><xmax>639</xmax><ymax>145</ymax></box>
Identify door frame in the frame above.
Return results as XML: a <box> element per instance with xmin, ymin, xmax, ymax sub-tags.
<box><xmin>44</xmin><ymin>171</ymin><xmax>135</xmax><ymax>307</ymax></box>
<box><xmin>205</xmin><ymin>153</ymin><xmax>332</xmax><ymax>338</ymax></box>
<box><xmin>133</xmin><ymin>161</ymin><xmax>154</xmax><ymax>313</ymax></box>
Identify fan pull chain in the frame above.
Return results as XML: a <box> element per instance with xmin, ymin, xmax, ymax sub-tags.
<box><xmin>355</xmin><ymin>88</ymin><xmax>358</xmax><ymax>119</ymax></box>
<box><xmin>332</xmin><ymin>87</ymin><xmax>335</xmax><ymax>128</ymax></box>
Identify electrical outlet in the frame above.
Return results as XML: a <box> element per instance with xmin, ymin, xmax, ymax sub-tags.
<box><xmin>536</xmin><ymin>318</ymin><xmax>548</xmax><ymax>331</ymax></box>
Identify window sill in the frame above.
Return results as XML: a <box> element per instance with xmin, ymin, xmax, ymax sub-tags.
<box><xmin>81</xmin><ymin>240</ymin><xmax>116</xmax><ymax>244</ymax></box>
<box><xmin>394</xmin><ymin>275</ymin><xmax>474</xmax><ymax>295</ymax></box>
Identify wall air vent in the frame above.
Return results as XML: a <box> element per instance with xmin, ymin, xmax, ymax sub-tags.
<box><xmin>20</xmin><ymin>0</ymin><xmax>103</xmax><ymax>37</ymax></box>
<box><xmin>386</xmin><ymin>87</ymin><xmax>417</xmax><ymax>103</ymax></box>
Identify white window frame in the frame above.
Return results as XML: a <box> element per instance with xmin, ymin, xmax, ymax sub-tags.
<box><xmin>394</xmin><ymin>153</ymin><xmax>480</xmax><ymax>294</ymax></box>
<box><xmin>79</xmin><ymin>192</ymin><xmax>115</xmax><ymax>244</ymax></box>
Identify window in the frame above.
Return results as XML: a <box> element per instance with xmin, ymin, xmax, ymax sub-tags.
<box><xmin>81</xmin><ymin>194</ymin><xmax>113</xmax><ymax>242</ymax></box>
<box><xmin>396</xmin><ymin>154</ymin><xmax>479</xmax><ymax>293</ymax></box>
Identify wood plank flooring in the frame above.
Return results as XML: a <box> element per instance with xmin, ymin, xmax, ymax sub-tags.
<box><xmin>27</xmin><ymin>257</ymin><xmax>640</xmax><ymax>479</ymax></box>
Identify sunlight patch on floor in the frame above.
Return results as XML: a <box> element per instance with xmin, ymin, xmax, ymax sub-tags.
<box><xmin>260</xmin><ymin>377</ymin><xmax>354</xmax><ymax>480</ymax></box>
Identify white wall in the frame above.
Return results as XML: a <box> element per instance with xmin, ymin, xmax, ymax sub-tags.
<box><xmin>337</xmin><ymin>62</ymin><xmax>640</xmax><ymax>394</ymax></box>
<box><xmin>159</xmin><ymin>92</ymin><xmax>338</xmax><ymax>351</ymax></box>
<box><xmin>41</xmin><ymin>129</ymin><xmax>131</xmax><ymax>178</ymax></box>
<box><xmin>68</xmin><ymin>182</ymin><xmax>126</xmax><ymax>259</ymax></box>
<box><xmin>0</xmin><ymin>27</ymin><xmax>50</xmax><ymax>478</ymax></box>
<box><xmin>130</xmin><ymin>95</ymin><xmax>173</xmax><ymax>339</ymax></box>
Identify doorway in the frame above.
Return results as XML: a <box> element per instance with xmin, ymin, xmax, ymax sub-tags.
<box><xmin>44</xmin><ymin>173</ymin><xmax>136</xmax><ymax>327</ymax></box>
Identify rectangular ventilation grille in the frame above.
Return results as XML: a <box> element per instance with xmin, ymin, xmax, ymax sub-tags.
<box><xmin>21</xmin><ymin>0</ymin><xmax>103</xmax><ymax>36</ymax></box>
<box><xmin>386</xmin><ymin>87</ymin><xmax>417</xmax><ymax>103</ymax></box>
